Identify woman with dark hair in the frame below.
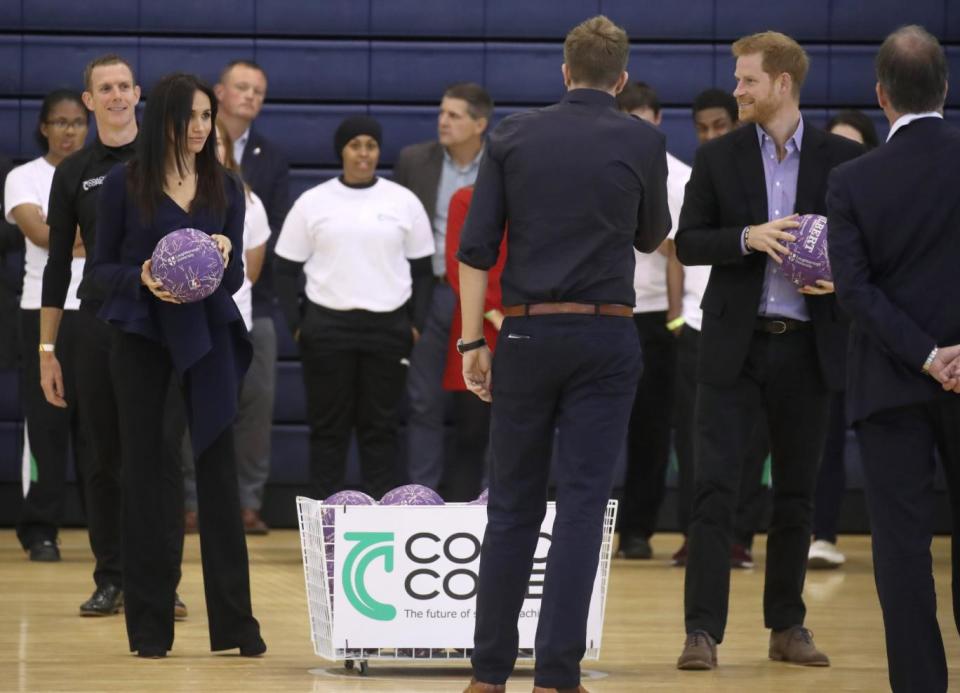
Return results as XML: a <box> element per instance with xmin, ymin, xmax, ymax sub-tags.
<box><xmin>90</xmin><ymin>73</ymin><xmax>264</xmax><ymax>658</ymax></box>
<box><xmin>5</xmin><ymin>90</ymin><xmax>88</xmax><ymax>562</ymax></box>
<box><xmin>807</xmin><ymin>109</ymin><xmax>879</xmax><ymax>571</ymax></box>
<box><xmin>274</xmin><ymin>115</ymin><xmax>434</xmax><ymax>501</ymax></box>
<box><xmin>826</xmin><ymin>109</ymin><xmax>880</xmax><ymax>150</ymax></box>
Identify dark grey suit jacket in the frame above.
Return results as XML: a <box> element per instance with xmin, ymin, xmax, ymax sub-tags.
<box><xmin>392</xmin><ymin>140</ymin><xmax>444</xmax><ymax>221</ymax></box>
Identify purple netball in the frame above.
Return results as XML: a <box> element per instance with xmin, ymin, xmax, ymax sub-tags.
<box><xmin>781</xmin><ymin>214</ymin><xmax>831</xmax><ymax>288</ymax></box>
<box><xmin>321</xmin><ymin>490</ymin><xmax>376</xmax><ymax>543</ymax></box>
<box><xmin>469</xmin><ymin>488</ymin><xmax>489</xmax><ymax>505</ymax></box>
<box><xmin>380</xmin><ymin>484</ymin><xmax>444</xmax><ymax>506</ymax></box>
<box><xmin>150</xmin><ymin>228</ymin><xmax>224</xmax><ymax>303</ymax></box>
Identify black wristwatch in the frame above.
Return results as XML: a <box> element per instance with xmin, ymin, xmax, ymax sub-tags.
<box><xmin>456</xmin><ymin>337</ymin><xmax>487</xmax><ymax>355</ymax></box>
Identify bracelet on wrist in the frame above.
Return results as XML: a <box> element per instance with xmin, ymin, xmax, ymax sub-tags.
<box><xmin>666</xmin><ymin>316</ymin><xmax>686</xmax><ymax>331</ymax></box>
<box><xmin>922</xmin><ymin>346</ymin><xmax>939</xmax><ymax>374</ymax></box>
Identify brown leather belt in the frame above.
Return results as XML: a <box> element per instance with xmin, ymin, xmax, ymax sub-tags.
<box><xmin>755</xmin><ymin>318</ymin><xmax>811</xmax><ymax>335</ymax></box>
<box><xmin>503</xmin><ymin>302</ymin><xmax>634</xmax><ymax>318</ymax></box>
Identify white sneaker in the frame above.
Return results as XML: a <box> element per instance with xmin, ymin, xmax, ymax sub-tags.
<box><xmin>808</xmin><ymin>539</ymin><xmax>845</xmax><ymax>569</ymax></box>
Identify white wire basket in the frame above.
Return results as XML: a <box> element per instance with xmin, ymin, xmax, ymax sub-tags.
<box><xmin>297</xmin><ymin>497</ymin><xmax>618</xmax><ymax>674</ymax></box>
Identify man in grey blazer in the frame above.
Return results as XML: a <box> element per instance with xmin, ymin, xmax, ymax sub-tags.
<box><xmin>393</xmin><ymin>83</ymin><xmax>492</xmax><ymax>493</ymax></box>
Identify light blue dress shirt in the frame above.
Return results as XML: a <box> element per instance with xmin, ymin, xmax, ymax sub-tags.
<box><xmin>432</xmin><ymin>146</ymin><xmax>483</xmax><ymax>276</ymax></box>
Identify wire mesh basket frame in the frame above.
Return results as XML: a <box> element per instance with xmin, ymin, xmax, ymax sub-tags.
<box><xmin>296</xmin><ymin>497</ymin><xmax>618</xmax><ymax>667</ymax></box>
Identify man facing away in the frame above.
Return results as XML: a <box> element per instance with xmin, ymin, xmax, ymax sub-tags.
<box><xmin>827</xmin><ymin>25</ymin><xmax>960</xmax><ymax>693</ymax></box>
<box><xmin>458</xmin><ymin>16</ymin><xmax>670</xmax><ymax>693</ymax></box>
<box><xmin>674</xmin><ymin>31</ymin><xmax>862</xmax><ymax>670</ymax></box>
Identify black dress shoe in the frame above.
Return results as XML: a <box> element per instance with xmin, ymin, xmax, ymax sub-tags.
<box><xmin>79</xmin><ymin>584</ymin><xmax>123</xmax><ymax>616</ymax></box>
<box><xmin>174</xmin><ymin>593</ymin><xmax>188</xmax><ymax>621</ymax></box>
<box><xmin>239</xmin><ymin>636</ymin><xmax>267</xmax><ymax>657</ymax></box>
<box><xmin>28</xmin><ymin>539</ymin><xmax>61</xmax><ymax>562</ymax></box>
<box><xmin>136</xmin><ymin>648</ymin><xmax>167</xmax><ymax>659</ymax></box>
<box><xmin>620</xmin><ymin>535</ymin><xmax>653</xmax><ymax>559</ymax></box>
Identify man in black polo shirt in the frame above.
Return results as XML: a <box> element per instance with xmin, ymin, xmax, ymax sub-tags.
<box><xmin>39</xmin><ymin>55</ymin><xmax>186</xmax><ymax>619</ymax></box>
<box><xmin>457</xmin><ymin>16</ymin><xmax>670</xmax><ymax>693</ymax></box>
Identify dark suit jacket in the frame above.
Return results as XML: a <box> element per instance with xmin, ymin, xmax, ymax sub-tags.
<box><xmin>392</xmin><ymin>140</ymin><xmax>444</xmax><ymax>221</ymax></box>
<box><xmin>240</xmin><ymin>128</ymin><xmax>290</xmax><ymax>314</ymax></box>
<box><xmin>827</xmin><ymin>116</ymin><xmax>960</xmax><ymax>423</ymax></box>
<box><xmin>675</xmin><ymin>122</ymin><xmax>863</xmax><ymax>390</ymax></box>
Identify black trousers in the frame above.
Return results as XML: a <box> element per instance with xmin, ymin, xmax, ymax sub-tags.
<box><xmin>16</xmin><ymin>309</ymin><xmax>89</xmax><ymax>547</ymax></box>
<box><xmin>111</xmin><ymin>330</ymin><xmax>259</xmax><ymax>653</ymax></box>
<box><xmin>618</xmin><ymin>311</ymin><xmax>676</xmax><ymax>539</ymax></box>
<box><xmin>674</xmin><ymin>325</ymin><xmax>770</xmax><ymax>545</ymax></box>
<box><xmin>855</xmin><ymin>399</ymin><xmax>960</xmax><ymax>693</ymax></box>
<box><xmin>73</xmin><ymin>308</ymin><xmax>124</xmax><ymax>589</ymax></box>
<box><xmin>684</xmin><ymin>328</ymin><xmax>829</xmax><ymax>641</ymax></box>
<box><xmin>442</xmin><ymin>390</ymin><xmax>491</xmax><ymax>502</ymax></box>
<box><xmin>299</xmin><ymin>303</ymin><xmax>411</xmax><ymax>501</ymax></box>
<box><xmin>812</xmin><ymin>392</ymin><xmax>848</xmax><ymax>543</ymax></box>
<box><xmin>472</xmin><ymin>315</ymin><xmax>641</xmax><ymax>689</ymax></box>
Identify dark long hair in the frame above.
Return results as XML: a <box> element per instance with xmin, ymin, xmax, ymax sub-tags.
<box><xmin>129</xmin><ymin>73</ymin><xmax>226</xmax><ymax>222</ymax></box>
<box><xmin>34</xmin><ymin>89</ymin><xmax>87</xmax><ymax>152</ymax></box>
<box><xmin>826</xmin><ymin>109</ymin><xmax>880</xmax><ymax>150</ymax></box>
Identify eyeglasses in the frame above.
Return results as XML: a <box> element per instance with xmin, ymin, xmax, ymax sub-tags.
<box><xmin>45</xmin><ymin>119</ymin><xmax>87</xmax><ymax>131</ymax></box>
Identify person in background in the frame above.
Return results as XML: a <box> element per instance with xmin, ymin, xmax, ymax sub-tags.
<box><xmin>90</xmin><ymin>72</ymin><xmax>264</xmax><ymax>658</ymax></box>
<box><xmin>614</xmin><ymin>80</ymin><xmax>688</xmax><ymax>560</ymax></box>
<box><xmin>274</xmin><ymin>116</ymin><xmax>434</xmax><ymax>502</ymax></box>
<box><xmin>670</xmin><ymin>88</ymin><xmax>770</xmax><ymax>569</ymax></box>
<box><xmin>181</xmin><ymin>119</ymin><xmax>271</xmax><ymax>533</ymax></box>
<box><xmin>215</xmin><ymin>60</ymin><xmax>289</xmax><ymax>534</ymax></box>
<box><xmin>0</xmin><ymin>153</ymin><xmax>22</xmax><ymax>372</ymax></box>
<box><xmin>807</xmin><ymin>109</ymin><xmax>879</xmax><ymax>570</ymax></box>
<box><xmin>394</xmin><ymin>83</ymin><xmax>492</xmax><ymax>494</ymax></box>
<box><xmin>7</xmin><ymin>90</ymin><xmax>89</xmax><ymax>562</ymax></box>
<box><xmin>441</xmin><ymin>185</ymin><xmax>506</xmax><ymax>502</ymax></box>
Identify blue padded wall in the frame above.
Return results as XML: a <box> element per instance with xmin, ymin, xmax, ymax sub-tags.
<box><xmin>1</xmin><ymin>0</ymin><xmax>957</xmax><ymax>491</ymax></box>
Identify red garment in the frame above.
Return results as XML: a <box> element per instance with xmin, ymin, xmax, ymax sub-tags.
<box><xmin>442</xmin><ymin>185</ymin><xmax>507</xmax><ymax>391</ymax></box>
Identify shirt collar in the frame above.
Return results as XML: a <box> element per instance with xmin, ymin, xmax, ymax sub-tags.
<box><xmin>756</xmin><ymin>116</ymin><xmax>804</xmax><ymax>154</ymax></box>
<box><xmin>562</xmin><ymin>88</ymin><xmax>617</xmax><ymax>109</ymax></box>
<box><xmin>442</xmin><ymin>144</ymin><xmax>484</xmax><ymax>173</ymax></box>
<box><xmin>886</xmin><ymin>111</ymin><xmax>943</xmax><ymax>142</ymax></box>
<box><xmin>236</xmin><ymin>127</ymin><xmax>251</xmax><ymax>148</ymax></box>
<box><xmin>93</xmin><ymin>134</ymin><xmax>137</xmax><ymax>161</ymax></box>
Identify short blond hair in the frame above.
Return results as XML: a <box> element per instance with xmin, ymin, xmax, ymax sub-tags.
<box><xmin>563</xmin><ymin>15</ymin><xmax>629</xmax><ymax>89</ymax></box>
<box><xmin>732</xmin><ymin>31</ymin><xmax>809</xmax><ymax>97</ymax></box>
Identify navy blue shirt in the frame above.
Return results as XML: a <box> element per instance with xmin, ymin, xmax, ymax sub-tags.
<box><xmin>457</xmin><ymin>89</ymin><xmax>671</xmax><ymax>307</ymax></box>
<box><xmin>90</xmin><ymin>163</ymin><xmax>250</xmax><ymax>453</ymax></box>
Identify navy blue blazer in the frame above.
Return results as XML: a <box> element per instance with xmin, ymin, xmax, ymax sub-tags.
<box><xmin>90</xmin><ymin>163</ymin><xmax>252</xmax><ymax>453</ymax></box>
<box><xmin>828</xmin><ymin>116</ymin><xmax>960</xmax><ymax>424</ymax></box>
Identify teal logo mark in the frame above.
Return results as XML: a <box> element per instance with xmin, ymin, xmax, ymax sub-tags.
<box><xmin>342</xmin><ymin>532</ymin><xmax>397</xmax><ymax>621</ymax></box>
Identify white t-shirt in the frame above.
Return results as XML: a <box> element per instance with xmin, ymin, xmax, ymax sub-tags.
<box><xmin>4</xmin><ymin>157</ymin><xmax>85</xmax><ymax>310</ymax></box>
<box><xmin>633</xmin><ymin>152</ymin><xmax>692</xmax><ymax>313</ymax></box>
<box><xmin>232</xmin><ymin>191</ymin><xmax>271</xmax><ymax>331</ymax></box>
<box><xmin>275</xmin><ymin>177</ymin><xmax>434</xmax><ymax>312</ymax></box>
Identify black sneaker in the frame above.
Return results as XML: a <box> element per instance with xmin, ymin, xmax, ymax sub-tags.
<box><xmin>28</xmin><ymin>539</ymin><xmax>61</xmax><ymax>562</ymax></box>
<box><xmin>174</xmin><ymin>593</ymin><xmax>188</xmax><ymax>620</ymax></box>
<box><xmin>620</xmin><ymin>535</ymin><xmax>653</xmax><ymax>559</ymax></box>
<box><xmin>79</xmin><ymin>584</ymin><xmax>123</xmax><ymax>616</ymax></box>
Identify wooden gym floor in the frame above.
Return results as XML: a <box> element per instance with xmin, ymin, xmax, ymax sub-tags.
<box><xmin>2</xmin><ymin>529</ymin><xmax>958</xmax><ymax>692</ymax></box>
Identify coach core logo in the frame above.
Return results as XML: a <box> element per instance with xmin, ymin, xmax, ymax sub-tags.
<box><xmin>82</xmin><ymin>176</ymin><xmax>105</xmax><ymax>191</ymax></box>
<box><xmin>342</xmin><ymin>532</ymin><xmax>397</xmax><ymax>621</ymax></box>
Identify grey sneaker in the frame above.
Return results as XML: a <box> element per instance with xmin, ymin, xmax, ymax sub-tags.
<box><xmin>677</xmin><ymin>630</ymin><xmax>717</xmax><ymax>670</ymax></box>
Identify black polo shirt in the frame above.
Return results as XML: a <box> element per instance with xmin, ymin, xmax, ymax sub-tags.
<box><xmin>42</xmin><ymin>136</ymin><xmax>137</xmax><ymax>312</ymax></box>
<box><xmin>457</xmin><ymin>89</ymin><xmax>671</xmax><ymax>307</ymax></box>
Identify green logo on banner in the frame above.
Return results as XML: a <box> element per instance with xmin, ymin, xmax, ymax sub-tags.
<box><xmin>342</xmin><ymin>532</ymin><xmax>397</xmax><ymax>621</ymax></box>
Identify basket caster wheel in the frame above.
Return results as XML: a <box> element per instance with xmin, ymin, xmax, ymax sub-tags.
<box><xmin>344</xmin><ymin>659</ymin><xmax>354</xmax><ymax>671</ymax></box>
<box><xmin>358</xmin><ymin>660</ymin><xmax>369</xmax><ymax>676</ymax></box>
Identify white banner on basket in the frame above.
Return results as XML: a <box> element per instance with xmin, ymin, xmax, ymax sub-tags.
<box><xmin>330</xmin><ymin>505</ymin><xmax>605</xmax><ymax>650</ymax></box>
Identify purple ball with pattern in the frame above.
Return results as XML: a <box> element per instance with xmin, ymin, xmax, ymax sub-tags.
<box><xmin>469</xmin><ymin>488</ymin><xmax>489</xmax><ymax>505</ymax></box>
<box><xmin>780</xmin><ymin>214</ymin><xmax>831</xmax><ymax>288</ymax></box>
<box><xmin>150</xmin><ymin>228</ymin><xmax>224</xmax><ymax>303</ymax></box>
<box><xmin>321</xmin><ymin>490</ymin><xmax>376</xmax><ymax>544</ymax></box>
<box><xmin>379</xmin><ymin>484</ymin><xmax>444</xmax><ymax>506</ymax></box>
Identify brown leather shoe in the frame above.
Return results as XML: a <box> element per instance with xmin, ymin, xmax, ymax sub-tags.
<box><xmin>184</xmin><ymin>510</ymin><xmax>198</xmax><ymax>535</ymax></box>
<box><xmin>677</xmin><ymin>630</ymin><xmax>717</xmax><ymax>670</ymax></box>
<box><xmin>242</xmin><ymin>508</ymin><xmax>269</xmax><ymax>535</ymax></box>
<box><xmin>769</xmin><ymin>625</ymin><xmax>830</xmax><ymax>666</ymax></box>
<box><xmin>463</xmin><ymin>679</ymin><xmax>505</xmax><ymax>692</ymax></box>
